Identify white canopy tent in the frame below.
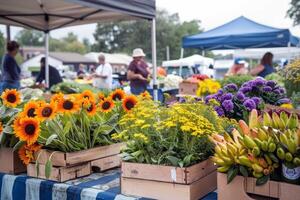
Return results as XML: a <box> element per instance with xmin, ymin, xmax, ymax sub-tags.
<box><xmin>162</xmin><ymin>54</ymin><xmax>214</xmax><ymax>67</ymax></box>
<box><xmin>0</xmin><ymin>0</ymin><xmax>158</xmax><ymax>99</ymax></box>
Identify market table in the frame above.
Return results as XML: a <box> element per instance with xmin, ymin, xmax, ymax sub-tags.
<box><xmin>0</xmin><ymin>168</ymin><xmax>217</xmax><ymax>200</ymax></box>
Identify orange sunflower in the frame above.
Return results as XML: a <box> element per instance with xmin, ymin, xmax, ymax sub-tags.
<box><xmin>50</xmin><ymin>93</ymin><xmax>64</xmax><ymax>104</ymax></box>
<box><xmin>36</xmin><ymin>102</ymin><xmax>57</xmax><ymax>121</ymax></box>
<box><xmin>18</xmin><ymin>143</ymin><xmax>41</xmax><ymax>165</ymax></box>
<box><xmin>14</xmin><ymin>117</ymin><xmax>40</xmax><ymax>145</ymax></box>
<box><xmin>98</xmin><ymin>92</ymin><xmax>105</xmax><ymax>102</ymax></box>
<box><xmin>23</xmin><ymin>101</ymin><xmax>40</xmax><ymax>118</ymax></box>
<box><xmin>110</xmin><ymin>89</ymin><xmax>125</xmax><ymax>101</ymax></box>
<box><xmin>86</xmin><ymin>101</ymin><xmax>97</xmax><ymax>116</ymax></box>
<box><xmin>57</xmin><ymin>96</ymin><xmax>80</xmax><ymax>113</ymax></box>
<box><xmin>80</xmin><ymin>90</ymin><xmax>95</xmax><ymax>102</ymax></box>
<box><xmin>140</xmin><ymin>91</ymin><xmax>152</xmax><ymax>99</ymax></box>
<box><xmin>99</xmin><ymin>98</ymin><xmax>115</xmax><ymax>113</ymax></box>
<box><xmin>122</xmin><ymin>95</ymin><xmax>138</xmax><ymax>112</ymax></box>
<box><xmin>0</xmin><ymin>121</ymin><xmax>3</xmax><ymax>134</ymax></box>
<box><xmin>1</xmin><ymin>89</ymin><xmax>21</xmax><ymax>108</ymax></box>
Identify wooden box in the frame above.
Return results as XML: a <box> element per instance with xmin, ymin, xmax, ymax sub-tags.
<box><xmin>27</xmin><ymin>162</ymin><xmax>91</xmax><ymax>182</ymax></box>
<box><xmin>35</xmin><ymin>143</ymin><xmax>124</xmax><ymax>167</ymax></box>
<box><xmin>179</xmin><ymin>82</ymin><xmax>199</xmax><ymax>96</ymax></box>
<box><xmin>121</xmin><ymin>159</ymin><xmax>217</xmax><ymax>200</ymax></box>
<box><xmin>218</xmin><ymin>172</ymin><xmax>300</xmax><ymax>200</ymax></box>
<box><xmin>91</xmin><ymin>154</ymin><xmax>121</xmax><ymax>172</ymax></box>
<box><xmin>0</xmin><ymin>147</ymin><xmax>26</xmax><ymax>174</ymax></box>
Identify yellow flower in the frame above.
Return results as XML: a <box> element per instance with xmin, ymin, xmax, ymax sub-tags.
<box><xmin>135</xmin><ymin>119</ymin><xmax>145</xmax><ymax>125</ymax></box>
<box><xmin>133</xmin><ymin>133</ymin><xmax>149</xmax><ymax>143</ymax></box>
<box><xmin>280</xmin><ymin>103</ymin><xmax>293</xmax><ymax>109</ymax></box>
<box><xmin>1</xmin><ymin>89</ymin><xmax>21</xmax><ymax>108</ymax></box>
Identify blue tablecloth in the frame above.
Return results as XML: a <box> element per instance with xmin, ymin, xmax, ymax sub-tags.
<box><xmin>0</xmin><ymin>169</ymin><xmax>217</xmax><ymax>200</ymax></box>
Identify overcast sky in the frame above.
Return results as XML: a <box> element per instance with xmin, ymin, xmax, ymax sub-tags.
<box><xmin>0</xmin><ymin>0</ymin><xmax>299</xmax><ymax>44</ymax></box>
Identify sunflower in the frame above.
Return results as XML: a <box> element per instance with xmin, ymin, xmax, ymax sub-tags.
<box><xmin>80</xmin><ymin>90</ymin><xmax>95</xmax><ymax>102</ymax></box>
<box><xmin>98</xmin><ymin>92</ymin><xmax>105</xmax><ymax>102</ymax></box>
<box><xmin>14</xmin><ymin>117</ymin><xmax>40</xmax><ymax>145</ymax></box>
<box><xmin>0</xmin><ymin>121</ymin><xmax>3</xmax><ymax>134</ymax></box>
<box><xmin>23</xmin><ymin>101</ymin><xmax>40</xmax><ymax>118</ymax></box>
<box><xmin>110</xmin><ymin>89</ymin><xmax>125</xmax><ymax>101</ymax></box>
<box><xmin>86</xmin><ymin>101</ymin><xmax>97</xmax><ymax>116</ymax></box>
<box><xmin>1</xmin><ymin>89</ymin><xmax>21</xmax><ymax>108</ymax></box>
<box><xmin>36</xmin><ymin>102</ymin><xmax>57</xmax><ymax>121</ymax></box>
<box><xmin>18</xmin><ymin>143</ymin><xmax>41</xmax><ymax>165</ymax></box>
<box><xmin>57</xmin><ymin>96</ymin><xmax>80</xmax><ymax>113</ymax></box>
<box><xmin>99</xmin><ymin>98</ymin><xmax>115</xmax><ymax>113</ymax></box>
<box><xmin>50</xmin><ymin>93</ymin><xmax>64</xmax><ymax>104</ymax></box>
<box><xmin>122</xmin><ymin>95</ymin><xmax>138</xmax><ymax>112</ymax></box>
<box><xmin>140</xmin><ymin>91</ymin><xmax>152</xmax><ymax>99</ymax></box>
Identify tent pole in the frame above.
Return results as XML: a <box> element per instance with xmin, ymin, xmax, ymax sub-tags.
<box><xmin>45</xmin><ymin>32</ymin><xmax>49</xmax><ymax>89</ymax></box>
<box><xmin>151</xmin><ymin>18</ymin><xmax>158</xmax><ymax>101</ymax></box>
<box><xmin>6</xmin><ymin>25</ymin><xmax>11</xmax><ymax>41</ymax></box>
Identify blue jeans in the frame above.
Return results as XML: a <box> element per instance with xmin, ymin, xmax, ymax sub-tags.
<box><xmin>0</xmin><ymin>81</ymin><xmax>20</xmax><ymax>94</ymax></box>
<box><xmin>130</xmin><ymin>85</ymin><xmax>147</xmax><ymax>95</ymax></box>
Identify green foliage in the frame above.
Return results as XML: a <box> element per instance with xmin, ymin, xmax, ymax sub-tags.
<box><xmin>92</xmin><ymin>9</ymin><xmax>202</xmax><ymax>64</ymax></box>
<box><xmin>15</xmin><ymin>29</ymin><xmax>44</xmax><ymax>46</ymax></box>
<box><xmin>265</xmin><ymin>73</ymin><xmax>285</xmax><ymax>87</ymax></box>
<box><xmin>221</xmin><ymin>75</ymin><xmax>254</xmax><ymax>87</ymax></box>
<box><xmin>283</xmin><ymin>59</ymin><xmax>300</xmax><ymax>97</ymax></box>
<box><xmin>0</xmin><ymin>31</ymin><xmax>5</xmax><ymax>61</ymax></box>
<box><xmin>287</xmin><ymin>0</ymin><xmax>300</xmax><ymax>26</ymax></box>
<box><xmin>50</xmin><ymin>81</ymin><xmax>109</xmax><ymax>94</ymax></box>
<box><xmin>50</xmin><ymin>33</ymin><xmax>86</xmax><ymax>54</ymax></box>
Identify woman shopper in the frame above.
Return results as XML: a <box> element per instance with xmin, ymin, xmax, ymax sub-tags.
<box><xmin>250</xmin><ymin>52</ymin><xmax>275</xmax><ymax>77</ymax></box>
<box><xmin>127</xmin><ymin>48</ymin><xmax>151</xmax><ymax>95</ymax></box>
<box><xmin>0</xmin><ymin>41</ymin><xmax>21</xmax><ymax>93</ymax></box>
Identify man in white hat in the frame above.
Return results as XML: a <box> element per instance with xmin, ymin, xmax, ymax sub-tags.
<box><xmin>127</xmin><ymin>48</ymin><xmax>150</xmax><ymax>95</ymax></box>
<box><xmin>91</xmin><ymin>53</ymin><xmax>113</xmax><ymax>90</ymax></box>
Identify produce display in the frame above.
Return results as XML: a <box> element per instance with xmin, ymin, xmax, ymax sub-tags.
<box><xmin>206</xmin><ymin>77</ymin><xmax>290</xmax><ymax>121</ymax></box>
<box><xmin>51</xmin><ymin>81</ymin><xmax>106</xmax><ymax>94</ymax></box>
<box><xmin>211</xmin><ymin>109</ymin><xmax>300</xmax><ymax>185</ymax></box>
<box><xmin>265</xmin><ymin>72</ymin><xmax>285</xmax><ymax>87</ymax></box>
<box><xmin>160</xmin><ymin>74</ymin><xmax>183</xmax><ymax>89</ymax></box>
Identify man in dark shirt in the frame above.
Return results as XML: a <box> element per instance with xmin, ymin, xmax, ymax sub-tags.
<box><xmin>36</xmin><ymin>57</ymin><xmax>63</xmax><ymax>88</ymax></box>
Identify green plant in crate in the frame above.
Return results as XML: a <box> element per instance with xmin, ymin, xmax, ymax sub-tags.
<box><xmin>115</xmin><ymin>99</ymin><xmax>235</xmax><ymax>167</ymax></box>
<box><xmin>221</xmin><ymin>75</ymin><xmax>253</xmax><ymax>87</ymax></box>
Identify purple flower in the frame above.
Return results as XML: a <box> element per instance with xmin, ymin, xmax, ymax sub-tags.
<box><xmin>240</xmin><ymin>86</ymin><xmax>251</xmax><ymax>93</ymax></box>
<box><xmin>225</xmin><ymin>83</ymin><xmax>238</xmax><ymax>92</ymax></box>
<box><xmin>236</xmin><ymin>92</ymin><xmax>246</xmax><ymax>102</ymax></box>
<box><xmin>243</xmin><ymin>99</ymin><xmax>256</xmax><ymax>111</ymax></box>
<box><xmin>221</xmin><ymin>93</ymin><xmax>233</xmax><ymax>101</ymax></box>
<box><xmin>279</xmin><ymin>88</ymin><xmax>285</xmax><ymax>94</ymax></box>
<box><xmin>217</xmin><ymin>89</ymin><xmax>224</xmax><ymax>96</ymax></box>
<box><xmin>222</xmin><ymin>100</ymin><xmax>234</xmax><ymax>112</ymax></box>
<box><xmin>273</xmin><ymin>89</ymin><xmax>281</xmax><ymax>95</ymax></box>
<box><xmin>266</xmin><ymin>80</ymin><xmax>276</xmax><ymax>88</ymax></box>
<box><xmin>214</xmin><ymin>106</ymin><xmax>225</xmax><ymax>116</ymax></box>
<box><xmin>242</xmin><ymin>82</ymin><xmax>250</xmax><ymax>87</ymax></box>
<box><xmin>251</xmin><ymin>97</ymin><xmax>261</xmax><ymax>106</ymax></box>
<box><xmin>263</xmin><ymin>86</ymin><xmax>272</xmax><ymax>92</ymax></box>
<box><xmin>253</xmin><ymin>78</ymin><xmax>265</xmax><ymax>87</ymax></box>
<box><xmin>205</xmin><ymin>95</ymin><xmax>214</xmax><ymax>103</ymax></box>
<box><xmin>277</xmin><ymin>98</ymin><xmax>291</xmax><ymax>104</ymax></box>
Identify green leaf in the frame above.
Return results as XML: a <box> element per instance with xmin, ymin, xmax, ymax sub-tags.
<box><xmin>13</xmin><ymin>140</ymin><xmax>25</xmax><ymax>151</ymax></box>
<box><xmin>256</xmin><ymin>175</ymin><xmax>269</xmax><ymax>186</ymax></box>
<box><xmin>227</xmin><ymin>166</ymin><xmax>238</xmax><ymax>184</ymax></box>
<box><xmin>45</xmin><ymin>160</ymin><xmax>52</xmax><ymax>179</ymax></box>
<box><xmin>239</xmin><ymin>165</ymin><xmax>248</xmax><ymax>177</ymax></box>
<box><xmin>166</xmin><ymin>156</ymin><xmax>180</xmax><ymax>166</ymax></box>
<box><xmin>183</xmin><ymin>154</ymin><xmax>193</xmax><ymax>167</ymax></box>
<box><xmin>46</xmin><ymin>134</ymin><xmax>58</xmax><ymax>145</ymax></box>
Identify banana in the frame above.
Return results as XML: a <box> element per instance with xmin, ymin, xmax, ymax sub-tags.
<box><xmin>268</xmin><ymin>142</ymin><xmax>276</xmax><ymax>153</ymax></box>
<box><xmin>253</xmin><ymin>171</ymin><xmax>263</xmax><ymax>178</ymax></box>
<box><xmin>221</xmin><ymin>155</ymin><xmax>234</xmax><ymax>165</ymax></box>
<box><xmin>280</xmin><ymin>133</ymin><xmax>289</xmax><ymax>147</ymax></box>
<box><xmin>285</xmin><ymin>152</ymin><xmax>293</xmax><ymax>162</ymax></box>
<box><xmin>277</xmin><ymin>147</ymin><xmax>286</xmax><ymax>160</ymax></box>
<box><xmin>280</xmin><ymin>112</ymin><xmax>289</xmax><ymax>128</ymax></box>
<box><xmin>224</xmin><ymin>132</ymin><xmax>234</xmax><ymax>143</ymax></box>
<box><xmin>252</xmin><ymin>163</ymin><xmax>264</xmax><ymax>173</ymax></box>
<box><xmin>217</xmin><ymin>165</ymin><xmax>231</xmax><ymax>173</ymax></box>
<box><xmin>252</xmin><ymin>147</ymin><xmax>261</xmax><ymax>157</ymax></box>
<box><xmin>258</xmin><ymin>158</ymin><xmax>268</xmax><ymax>168</ymax></box>
<box><xmin>268</xmin><ymin>153</ymin><xmax>279</xmax><ymax>163</ymax></box>
<box><xmin>239</xmin><ymin>120</ymin><xmax>250</xmax><ymax>135</ymax></box>
<box><xmin>287</xmin><ymin>138</ymin><xmax>297</xmax><ymax>154</ymax></box>
<box><xmin>261</xmin><ymin>141</ymin><xmax>269</xmax><ymax>152</ymax></box>
<box><xmin>238</xmin><ymin>155</ymin><xmax>252</xmax><ymax>168</ymax></box>
<box><xmin>264</xmin><ymin>154</ymin><xmax>273</xmax><ymax>166</ymax></box>
<box><xmin>293</xmin><ymin>157</ymin><xmax>300</xmax><ymax>166</ymax></box>
<box><xmin>249</xmin><ymin>109</ymin><xmax>259</xmax><ymax>129</ymax></box>
<box><xmin>288</xmin><ymin>114</ymin><xmax>299</xmax><ymax>129</ymax></box>
<box><xmin>253</xmin><ymin>138</ymin><xmax>263</xmax><ymax>149</ymax></box>
<box><xmin>257</xmin><ymin>128</ymin><xmax>268</xmax><ymax>141</ymax></box>
<box><xmin>243</xmin><ymin>135</ymin><xmax>258</xmax><ymax>149</ymax></box>
<box><xmin>211</xmin><ymin>156</ymin><xmax>226</xmax><ymax>166</ymax></box>
<box><xmin>272</xmin><ymin>112</ymin><xmax>284</xmax><ymax>129</ymax></box>
<box><xmin>263</xmin><ymin>112</ymin><xmax>272</xmax><ymax>127</ymax></box>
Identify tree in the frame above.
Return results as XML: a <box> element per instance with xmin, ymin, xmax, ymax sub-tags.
<box><xmin>49</xmin><ymin>32</ymin><xmax>86</xmax><ymax>54</ymax></box>
<box><xmin>287</xmin><ymin>0</ymin><xmax>300</xmax><ymax>25</ymax></box>
<box><xmin>0</xmin><ymin>31</ymin><xmax>5</xmax><ymax>61</ymax></box>
<box><xmin>92</xmin><ymin>9</ymin><xmax>203</xmax><ymax>64</ymax></box>
<box><xmin>15</xmin><ymin>29</ymin><xmax>44</xmax><ymax>46</ymax></box>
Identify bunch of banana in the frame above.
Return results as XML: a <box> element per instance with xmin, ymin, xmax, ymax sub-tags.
<box><xmin>210</xmin><ymin>131</ymin><xmax>246</xmax><ymax>173</ymax></box>
<box><xmin>263</xmin><ymin>112</ymin><xmax>299</xmax><ymax>130</ymax></box>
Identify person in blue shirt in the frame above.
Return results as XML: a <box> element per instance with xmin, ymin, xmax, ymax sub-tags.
<box><xmin>250</xmin><ymin>52</ymin><xmax>275</xmax><ymax>77</ymax></box>
<box><xmin>0</xmin><ymin>41</ymin><xmax>21</xmax><ymax>93</ymax></box>
<box><xmin>35</xmin><ymin>57</ymin><xmax>63</xmax><ymax>88</ymax></box>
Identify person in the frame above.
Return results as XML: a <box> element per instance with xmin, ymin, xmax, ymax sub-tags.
<box><xmin>36</xmin><ymin>57</ymin><xmax>63</xmax><ymax>88</ymax></box>
<box><xmin>127</xmin><ymin>48</ymin><xmax>150</xmax><ymax>95</ymax></box>
<box><xmin>225</xmin><ymin>58</ymin><xmax>247</xmax><ymax>76</ymax></box>
<box><xmin>77</xmin><ymin>64</ymin><xmax>86</xmax><ymax>79</ymax></box>
<box><xmin>0</xmin><ymin>41</ymin><xmax>21</xmax><ymax>93</ymax></box>
<box><xmin>250</xmin><ymin>52</ymin><xmax>275</xmax><ymax>77</ymax></box>
<box><xmin>202</xmin><ymin>64</ymin><xmax>216</xmax><ymax>79</ymax></box>
<box><xmin>91</xmin><ymin>54</ymin><xmax>112</xmax><ymax>90</ymax></box>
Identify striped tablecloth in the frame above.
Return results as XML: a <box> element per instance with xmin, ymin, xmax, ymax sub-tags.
<box><xmin>0</xmin><ymin>169</ymin><xmax>217</xmax><ymax>200</ymax></box>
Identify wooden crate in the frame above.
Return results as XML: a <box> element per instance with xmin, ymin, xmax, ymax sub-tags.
<box><xmin>27</xmin><ymin>162</ymin><xmax>91</xmax><ymax>182</ymax></box>
<box><xmin>0</xmin><ymin>147</ymin><xmax>26</xmax><ymax>174</ymax></box>
<box><xmin>121</xmin><ymin>159</ymin><xmax>217</xmax><ymax>200</ymax></box>
<box><xmin>91</xmin><ymin>154</ymin><xmax>121</xmax><ymax>172</ymax></box>
<box><xmin>218</xmin><ymin>172</ymin><xmax>300</xmax><ymax>200</ymax></box>
<box><xmin>35</xmin><ymin>143</ymin><xmax>124</xmax><ymax>167</ymax></box>
<box><xmin>179</xmin><ymin>82</ymin><xmax>199</xmax><ymax>96</ymax></box>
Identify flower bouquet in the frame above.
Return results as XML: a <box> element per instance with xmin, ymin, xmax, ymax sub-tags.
<box><xmin>206</xmin><ymin>77</ymin><xmax>290</xmax><ymax>121</ymax></box>
<box><xmin>116</xmin><ymin>99</ymin><xmax>233</xmax><ymax>200</ymax></box>
<box><xmin>211</xmin><ymin>109</ymin><xmax>300</xmax><ymax>200</ymax></box>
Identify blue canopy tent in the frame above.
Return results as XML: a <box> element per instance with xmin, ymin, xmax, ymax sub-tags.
<box><xmin>182</xmin><ymin>16</ymin><xmax>299</xmax><ymax>50</ymax></box>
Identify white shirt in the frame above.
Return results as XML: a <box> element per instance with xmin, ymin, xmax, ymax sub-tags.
<box><xmin>201</xmin><ymin>67</ymin><xmax>216</xmax><ymax>79</ymax></box>
<box><xmin>93</xmin><ymin>63</ymin><xmax>113</xmax><ymax>89</ymax></box>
